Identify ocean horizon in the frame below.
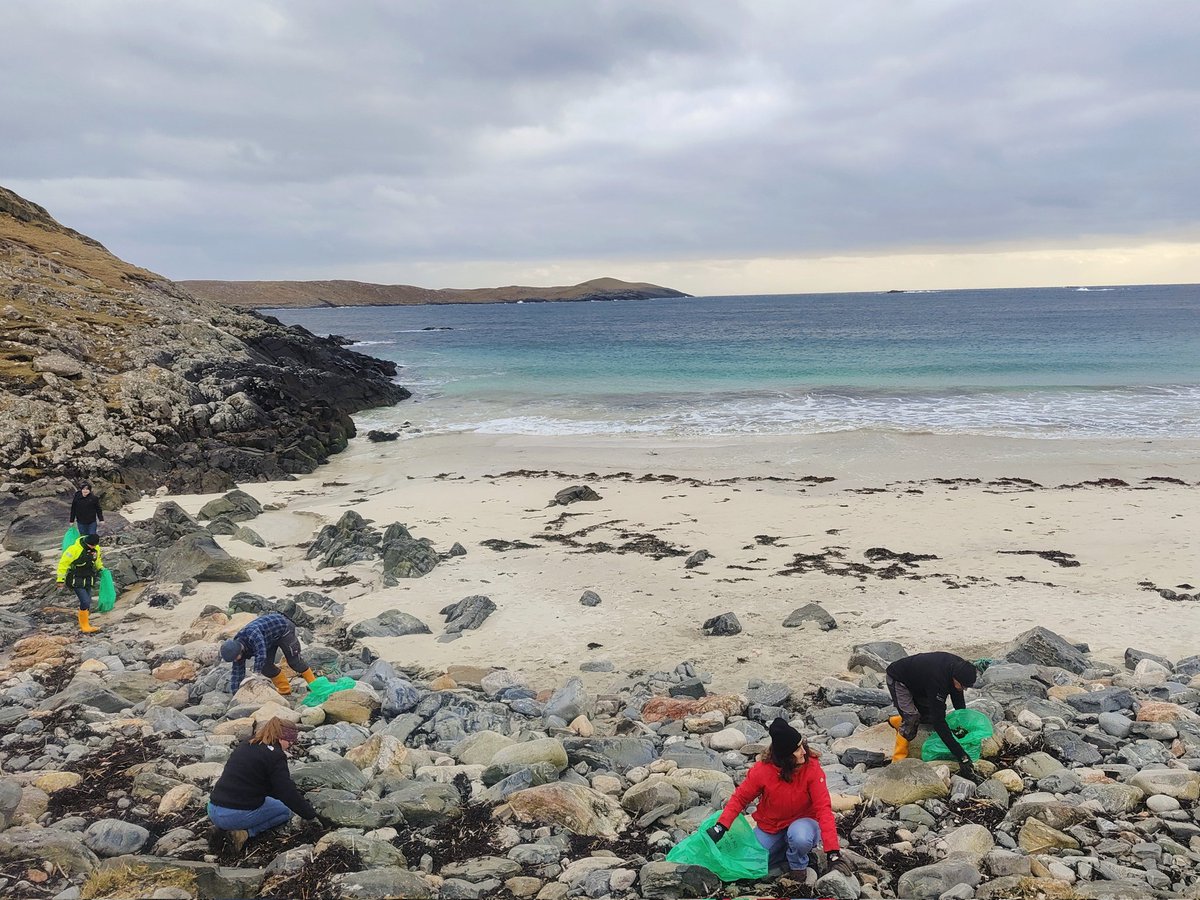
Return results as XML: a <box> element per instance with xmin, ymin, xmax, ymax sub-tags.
<box><xmin>273</xmin><ymin>283</ymin><xmax>1200</xmax><ymax>440</ymax></box>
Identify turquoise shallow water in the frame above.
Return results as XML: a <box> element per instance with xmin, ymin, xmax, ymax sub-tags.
<box><xmin>273</xmin><ymin>284</ymin><xmax>1200</xmax><ymax>438</ymax></box>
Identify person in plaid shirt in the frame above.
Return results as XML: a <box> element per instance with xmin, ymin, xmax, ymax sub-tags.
<box><xmin>220</xmin><ymin>613</ymin><xmax>316</xmax><ymax>696</ymax></box>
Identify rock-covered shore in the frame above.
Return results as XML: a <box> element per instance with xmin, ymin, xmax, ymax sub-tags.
<box><xmin>0</xmin><ymin>185</ymin><xmax>408</xmax><ymax>534</ymax></box>
<box><xmin>1</xmin><ymin>517</ymin><xmax>1198</xmax><ymax>900</ymax></box>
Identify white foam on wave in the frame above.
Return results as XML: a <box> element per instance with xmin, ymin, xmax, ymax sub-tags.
<box><xmin>351</xmin><ymin>340</ymin><xmax>396</xmax><ymax>346</ymax></box>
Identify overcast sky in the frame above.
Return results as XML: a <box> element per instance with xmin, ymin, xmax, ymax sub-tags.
<box><xmin>3</xmin><ymin>1</ymin><xmax>1199</xmax><ymax>293</ymax></box>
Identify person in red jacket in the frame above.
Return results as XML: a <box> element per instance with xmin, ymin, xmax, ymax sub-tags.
<box><xmin>707</xmin><ymin>717</ymin><xmax>851</xmax><ymax>885</ymax></box>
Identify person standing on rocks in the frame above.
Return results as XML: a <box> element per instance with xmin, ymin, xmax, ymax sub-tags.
<box><xmin>68</xmin><ymin>482</ymin><xmax>104</xmax><ymax>536</ymax></box>
<box><xmin>221</xmin><ymin>612</ymin><xmax>316</xmax><ymax>696</ymax></box>
<box><xmin>56</xmin><ymin>533</ymin><xmax>104</xmax><ymax>633</ymax></box>
<box><xmin>707</xmin><ymin>717</ymin><xmax>851</xmax><ymax>888</ymax></box>
<box><xmin>886</xmin><ymin>651</ymin><xmax>979</xmax><ymax>775</ymax></box>
<box><xmin>207</xmin><ymin>717</ymin><xmax>318</xmax><ymax>852</ymax></box>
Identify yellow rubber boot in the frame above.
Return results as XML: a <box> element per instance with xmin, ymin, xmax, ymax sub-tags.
<box><xmin>78</xmin><ymin>610</ymin><xmax>100</xmax><ymax>633</ymax></box>
<box><xmin>888</xmin><ymin>715</ymin><xmax>909</xmax><ymax>761</ymax></box>
<box><xmin>271</xmin><ymin>671</ymin><xmax>292</xmax><ymax>695</ymax></box>
<box><xmin>300</xmin><ymin>668</ymin><xmax>316</xmax><ymax>684</ymax></box>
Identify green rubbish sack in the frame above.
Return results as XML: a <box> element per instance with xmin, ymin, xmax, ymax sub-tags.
<box><xmin>301</xmin><ymin>676</ymin><xmax>357</xmax><ymax>707</ymax></box>
<box><xmin>666</xmin><ymin>811</ymin><xmax>768</xmax><ymax>882</ymax></box>
<box><xmin>61</xmin><ymin>525</ymin><xmax>80</xmax><ymax>552</ymax></box>
<box><xmin>96</xmin><ymin>570</ymin><xmax>116</xmax><ymax>613</ymax></box>
<box><xmin>922</xmin><ymin>708</ymin><xmax>994</xmax><ymax>762</ymax></box>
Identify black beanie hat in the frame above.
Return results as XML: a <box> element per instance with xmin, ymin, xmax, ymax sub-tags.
<box><xmin>953</xmin><ymin>658</ymin><xmax>978</xmax><ymax>688</ymax></box>
<box><xmin>82</xmin><ymin>534</ymin><xmax>100</xmax><ymax>547</ymax></box>
<box><xmin>768</xmin><ymin>717</ymin><xmax>802</xmax><ymax>755</ymax></box>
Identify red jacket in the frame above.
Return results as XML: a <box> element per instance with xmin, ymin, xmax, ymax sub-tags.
<box><xmin>717</xmin><ymin>755</ymin><xmax>840</xmax><ymax>851</ymax></box>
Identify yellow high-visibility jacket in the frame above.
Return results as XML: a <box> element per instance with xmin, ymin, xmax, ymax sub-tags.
<box><xmin>56</xmin><ymin>540</ymin><xmax>104</xmax><ymax>583</ymax></box>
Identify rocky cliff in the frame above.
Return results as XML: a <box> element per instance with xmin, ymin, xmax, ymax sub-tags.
<box><xmin>0</xmin><ymin>186</ymin><xmax>409</xmax><ymax>531</ymax></box>
<box><xmin>180</xmin><ymin>276</ymin><xmax>690</xmax><ymax>309</ymax></box>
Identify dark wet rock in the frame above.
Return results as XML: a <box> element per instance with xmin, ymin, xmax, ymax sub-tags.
<box><xmin>383</xmin><ymin>781</ymin><xmax>463</xmax><ymax>826</ymax></box>
<box><xmin>448</xmin><ymin>542</ymin><xmax>467</xmax><ymax>556</ymax></box>
<box><xmin>308</xmin><ymin>511</ymin><xmax>380</xmax><ymax>567</ymax></box>
<box><xmin>197</xmin><ymin>489</ymin><xmax>262</xmax><ymax>523</ymax></box>
<box><xmin>562</xmin><ymin>737</ymin><xmax>658</xmax><ymax>773</ymax></box>
<box><xmin>783</xmin><ymin>601</ymin><xmax>837</xmax><ymax>630</ymax></box>
<box><xmin>1042</xmin><ymin>730</ymin><xmax>1102</xmax><ymax>765</ymax></box>
<box><xmin>848</xmin><ymin>641</ymin><xmax>908</xmax><ymax>672</ymax></box>
<box><xmin>155</xmin><ymin>532</ymin><xmax>250</xmax><ymax>583</ymax></box>
<box><xmin>367</xmin><ymin>430</ymin><xmax>400</xmax><ymax>442</ymax></box>
<box><xmin>684</xmin><ymin>549</ymin><xmax>712</xmax><ymax>569</ymax></box>
<box><xmin>579</xmin><ymin>589</ymin><xmax>601</xmax><ymax>606</ymax></box>
<box><xmin>228</xmin><ymin>591</ymin><xmax>315</xmax><ymax>629</ymax></box>
<box><xmin>441</xmin><ymin>595</ymin><xmax>496</xmax><ymax>633</ymax></box>
<box><xmin>381</xmin><ymin>536</ymin><xmax>439</xmax><ymax>582</ymax></box>
<box><xmin>551</xmin><ymin>485</ymin><xmax>601</xmax><ymax>506</ymax></box>
<box><xmin>639</xmin><ymin>861</ymin><xmax>721</xmax><ymax>899</ymax></box>
<box><xmin>1066</xmin><ymin>686</ymin><xmax>1135</xmax><ymax>713</ymax></box>
<box><xmin>1000</xmin><ymin>626</ymin><xmax>1090</xmax><ymax>674</ymax></box>
<box><xmin>349</xmin><ymin>609</ymin><xmax>431</xmax><ymax>638</ymax></box>
<box><xmin>1125</xmin><ymin>647</ymin><xmax>1173</xmax><ymax>671</ymax></box>
<box><xmin>701</xmin><ymin>612</ymin><xmax>741</xmax><ymax>636</ymax></box>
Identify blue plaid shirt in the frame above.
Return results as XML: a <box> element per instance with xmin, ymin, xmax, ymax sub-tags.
<box><xmin>229</xmin><ymin>613</ymin><xmax>293</xmax><ymax>694</ymax></box>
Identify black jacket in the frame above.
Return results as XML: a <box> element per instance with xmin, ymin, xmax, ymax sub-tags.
<box><xmin>887</xmin><ymin>651</ymin><xmax>970</xmax><ymax>759</ymax></box>
<box><xmin>69</xmin><ymin>492</ymin><xmax>104</xmax><ymax>525</ymax></box>
<box><xmin>208</xmin><ymin>741</ymin><xmax>317</xmax><ymax>819</ymax></box>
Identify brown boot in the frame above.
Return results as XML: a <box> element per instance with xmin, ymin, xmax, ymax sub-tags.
<box><xmin>300</xmin><ymin>668</ymin><xmax>317</xmax><ymax>684</ymax></box>
<box><xmin>78</xmin><ymin>610</ymin><xmax>100</xmax><ymax>633</ymax></box>
<box><xmin>228</xmin><ymin>829</ymin><xmax>249</xmax><ymax>853</ymax></box>
<box><xmin>271</xmin><ymin>671</ymin><xmax>292</xmax><ymax>695</ymax></box>
<box><xmin>780</xmin><ymin>867</ymin><xmax>811</xmax><ymax>889</ymax></box>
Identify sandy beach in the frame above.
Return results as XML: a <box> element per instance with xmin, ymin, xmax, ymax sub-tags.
<box><xmin>114</xmin><ymin>429</ymin><xmax>1200</xmax><ymax>695</ymax></box>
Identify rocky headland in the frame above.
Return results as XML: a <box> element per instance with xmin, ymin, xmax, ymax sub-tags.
<box><xmin>179</xmin><ymin>278</ymin><xmax>690</xmax><ymax>310</ymax></box>
<box><xmin>0</xmin><ymin>185</ymin><xmax>409</xmax><ymax>543</ymax></box>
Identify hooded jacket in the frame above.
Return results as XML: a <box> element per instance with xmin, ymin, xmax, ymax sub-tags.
<box><xmin>69</xmin><ymin>491</ymin><xmax>104</xmax><ymax>525</ymax></box>
<box><xmin>56</xmin><ymin>539</ymin><xmax>104</xmax><ymax>584</ymax></box>
<box><xmin>717</xmin><ymin>752</ymin><xmax>839</xmax><ymax>851</ymax></box>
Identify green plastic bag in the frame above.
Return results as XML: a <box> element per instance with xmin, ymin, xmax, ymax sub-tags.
<box><xmin>96</xmin><ymin>570</ymin><xmax>116</xmax><ymax>613</ymax></box>
<box><xmin>61</xmin><ymin>526</ymin><xmax>80</xmax><ymax>552</ymax></box>
<box><xmin>921</xmin><ymin>708</ymin><xmax>994</xmax><ymax>762</ymax></box>
<box><xmin>666</xmin><ymin>811</ymin><xmax>768</xmax><ymax>882</ymax></box>
<box><xmin>301</xmin><ymin>676</ymin><xmax>357</xmax><ymax>707</ymax></box>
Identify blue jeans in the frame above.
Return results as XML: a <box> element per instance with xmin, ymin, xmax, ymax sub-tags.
<box><xmin>755</xmin><ymin>818</ymin><xmax>821</xmax><ymax>871</ymax></box>
<box><xmin>73</xmin><ymin>586</ymin><xmax>92</xmax><ymax>611</ymax></box>
<box><xmin>78</xmin><ymin>521</ymin><xmax>99</xmax><ymax>536</ymax></box>
<box><xmin>207</xmin><ymin>799</ymin><xmax>292</xmax><ymax>837</ymax></box>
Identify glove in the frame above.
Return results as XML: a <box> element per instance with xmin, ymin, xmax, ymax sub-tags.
<box><xmin>827</xmin><ymin>851</ymin><xmax>853</xmax><ymax>876</ymax></box>
<box><xmin>705</xmin><ymin>824</ymin><xmax>726</xmax><ymax>843</ymax></box>
<box><xmin>959</xmin><ymin>758</ymin><xmax>982</xmax><ymax>783</ymax></box>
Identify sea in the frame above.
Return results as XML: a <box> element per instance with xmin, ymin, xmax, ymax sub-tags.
<box><xmin>270</xmin><ymin>284</ymin><xmax>1200</xmax><ymax>440</ymax></box>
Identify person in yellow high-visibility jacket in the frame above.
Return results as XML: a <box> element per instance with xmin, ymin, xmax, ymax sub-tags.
<box><xmin>57</xmin><ymin>534</ymin><xmax>104</xmax><ymax>633</ymax></box>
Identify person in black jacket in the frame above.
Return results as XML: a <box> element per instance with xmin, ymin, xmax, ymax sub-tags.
<box><xmin>207</xmin><ymin>717</ymin><xmax>318</xmax><ymax>852</ymax></box>
<box><xmin>886</xmin><ymin>652</ymin><xmax>979</xmax><ymax>777</ymax></box>
<box><xmin>69</xmin><ymin>483</ymin><xmax>104</xmax><ymax>536</ymax></box>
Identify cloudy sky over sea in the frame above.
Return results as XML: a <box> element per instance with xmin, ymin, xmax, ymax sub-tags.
<box><xmin>4</xmin><ymin>1</ymin><xmax>1198</xmax><ymax>292</ymax></box>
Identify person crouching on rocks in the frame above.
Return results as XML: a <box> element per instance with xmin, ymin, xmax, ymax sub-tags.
<box><xmin>207</xmin><ymin>717</ymin><xmax>318</xmax><ymax>852</ymax></box>
<box><xmin>69</xmin><ymin>482</ymin><xmax>104</xmax><ymax>536</ymax></box>
<box><xmin>221</xmin><ymin>612</ymin><xmax>316</xmax><ymax>696</ymax></box>
<box><xmin>56</xmin><ymin>533</ymin><xmax>104</xmax><ymax>634</ymax></box>
<box><xmin>886</xmin><ymin>651</ymin><xmax>979</xmax><ymax>778</ymax></box>
<box><xmin>707</xmin><ymin>717</ymin><xmax>852</xmax><ymax>888</ymax></box>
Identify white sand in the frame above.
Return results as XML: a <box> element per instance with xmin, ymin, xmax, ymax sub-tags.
<box><xmin>106</xmin><ymin>429</ymin><xmax>1200</xmax><ymax>695</ymax></box>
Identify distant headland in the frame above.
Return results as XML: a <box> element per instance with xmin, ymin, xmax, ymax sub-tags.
<box><xmin>180</xmin><ymin>277</ymin><xmax>690</xmax><ymax>309</ymax></box>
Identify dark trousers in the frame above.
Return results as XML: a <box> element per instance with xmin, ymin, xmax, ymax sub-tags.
<box><xmin>887</xmin><ymin>674</ymin><xmax>921</xmax><ymax>740</ymax></box>
<box><xmin>261</xmin><ymin>624</ymin><xmax>308</xmax><ymax>677</ymax></box>
<box><xmin>73</xmin><ymin>586</ymin><xmax>92</xmax><ymax>611</ymax></box>
<box><xmin>77</xmin><ymin>521</ymin><xmax>99</xmax><ymax>536</ymax></box>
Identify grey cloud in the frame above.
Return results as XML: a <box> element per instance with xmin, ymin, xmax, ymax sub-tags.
<box><xmin>1</xmin><ymin>0</ymin><xmax>1198</xmax><ymax>280</ymax></box>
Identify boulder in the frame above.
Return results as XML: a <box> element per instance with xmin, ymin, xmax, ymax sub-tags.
<box><xmin>344</xmin><ymin>734</ymin><xmax>409</xmax><ymax>779</ymax></box>
<box><xmin>551</xmin><ymin>485</ymin><xmax>601</xmax><ymax>506</ymax></box>
<box><xmin>942</xmin><ymin>823</ymin><xmax>995</xmax><ymax>862</ymax></box>
<box><xmin>783</xmin><ymin>602</ymin><xmax>837</xmax><ymax>630</ymax></box>
<box><xmin>441</xmin><ymin>594</ymin><xmax>497</xmax><ymax>633</ymax></box>
<box><xmin>683</xmin><ymin>549</ymin><xmax>712</xmax><ymax>569</ymax></box>
<box><xmin>1129</xmin><ymin>769</ymin><xmax>1200</xmax><ymax>800</ymax></box>
<box><xmin>701</xmin><ymin>612</ymin><xmax>741</xmax><ymax>636</ymax></box>
<box><xmin>0</xmin><ymin>827</ymin><xmax>98</xmax><ymax>874</ymax></box>
<box><xmin>500</xmin><ymin>782</ymin><xmax>629</xmax><ymax>836</ymax></box>
<box><xmin>198</xmin><ymin>489</ymin><xmax>262</xmax><ymax>522</ymax></box>
<box><xmin>83</xmin><ymin>819</ymin><xmax>151</xmax><ymax>856</ymax></box>
<box><xmin>313</xmin><ymin>795</ymin><xmax>405</xmax><ymax>829</ymax></box>
<box><xmin>155</xmin><ymin>532</ymin><xmax>250</xmax><ymax>583</ymax></box>
<box><xmin>1079</xmin><ymin>783</ymin><xmax>1144</xmax><ymax>815</ymax></box>
<box><xmin>331</xmin><ymin>867</ymin><xmax>433</xmax><ymax>899</ymax></box>
<box><xmin>384</xmin><ymin>781</ymin><xmax>463</xmax><ymax>826</ymax></box>
<box><xmin>291</xmin><ymin>759</ymin><xmax>370</xmax><ymax>793</ymax></box>
<box><xmin>1018</xmin><ymin>817</ymin><xmax>1080</xmax><ymax>853</ymax></box>
<box><xmin>349</xmin><ymin>609</ymin><xmax>431</xmax><ymax>638</ymax></box>
<box><xmin>453</xmin><ymin>731</ymin><xmax>515</xmax><ymax>766</ymax></box>
<box><xmin>896</xmin><ymin>860</ymin><xmax>982</xmax><ymax>900</ymax></box>
<box><xmin>863</xmin><ymin>759</ymin><xmax>949</xmax><ymax>806</ymax></box>
<box><xmin>1066</xmin><ymin>687</ymin><xmax>1135</xmax><ymax>713</ymax></box>
<box><xmin>321</xmin><ymin>687</ymin><xmax>381</xmax><ymax>725</ymax></box>
<box><xmin>1000</xmin><ymin>626</ymin><xmax>1090</xmax><ymax>674</ymax></box>
<box><xmin>381</xmin><ymin>538</ymin><xmax>439</xmax><ymax>582</ymax></box>
<box><xmin>33</xmin><ymin>350</ymin><xmax>84</xmax><ymax>377</ymax></box>
<box><xmin>638</xmin><ymin>861</ymin><xmax>721</xmax><ymax>900</ymax></box>
<box><xmin>848</xmin><ymin>641</ymin><xmax>908</xmax><ymax>672</ymax></box>
<box><xmin>815</xmin><ymin>870</ymin><xmax>862</xmax><ymax>900</ymax></box>
<box><xmin>488</xmin><ymin>738</ymin><xmax>569</xmax><ymax>776</ymax></box>
<box><xmin>543</xmin><ymin>677</ymin><xmax>592</xmax><ymax>722</ymax></box>
<box><xmin>579</xmin><ymin>590</ymin><xmax>601</xmax><ymax>606</ymax></box>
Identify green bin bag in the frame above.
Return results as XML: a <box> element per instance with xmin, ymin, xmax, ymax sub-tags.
<box><xmin>921</xmin><ymin>708</ymin><xmax>994</xmax><ymax>762</ymax></box>
<box><xmin>665</xmin><ymin>811</ymin><xmax>768</xmax><ymax>883</ymax></box>
<box><xmin>301</xmin><ymin>676</ymin><xmax>357</xmax><ymax>707</ymax></box>
<box><xmin>61</xmin><ymin>526</ymin><xmax>80</xmax><ymax>552</ymax></box>
<box><xmin>96</xmin><ymin>570</ymin><xmax>117</xmax><ymax>613</ymax></box>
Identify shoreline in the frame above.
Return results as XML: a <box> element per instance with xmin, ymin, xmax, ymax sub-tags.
<box><xmin>113</xmin><ymin>427</ymin><xmax>1200</xmax><ymax>693</ymax></box>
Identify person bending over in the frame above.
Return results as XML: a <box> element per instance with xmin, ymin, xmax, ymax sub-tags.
<box><xmin>886</xmin><ymin>651</ymin><xmax>979</xmax><ymax>777</ymax></box>
<box><xmin>207</xmin><ymin>717</ymin><xmax>318</xmax><ymax>852</ymax></box>
<box><xmin>56</xmin><ymin>533</ymin><xmax>104</xmax><ymax>633</ymax></box>
<box><xmin>220</xmin><ymin>612</ymin><xmax>316</xmax><ymax>696</ymax></box>
<box><xmin>708</xmin><ymin>717</ymin><xmax>851</xmax><ymax>888</ymax></box>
